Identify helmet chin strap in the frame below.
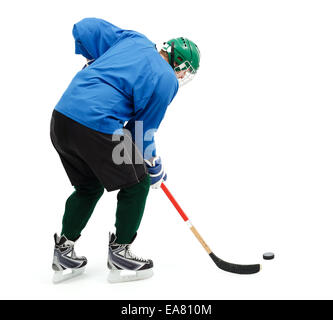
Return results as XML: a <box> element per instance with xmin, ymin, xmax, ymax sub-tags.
<box><xmin>170</xmin><ymin>42</ymin><xmax>175</xmax><ymax>69</ymax></box>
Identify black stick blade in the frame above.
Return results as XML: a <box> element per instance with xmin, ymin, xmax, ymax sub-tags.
<box><xmin>209</xmin><ymin>252</ymin><xmax>261</xmax><ymax>275</ymax></box>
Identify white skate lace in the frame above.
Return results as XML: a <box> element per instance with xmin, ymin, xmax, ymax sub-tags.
<box><xmin>60</xmin><ymin>241</ymin><xmax>80</xmax><ymax>259</ymax></box>
<box><xmin>126</xmin><ymin>246</ymin><xmax>149</xmax><ymax>263</ymax></box>
<box><xmin>60</xmin><ymin>240</ymin><xmax>75</xmax><ymax>249</ymax></box>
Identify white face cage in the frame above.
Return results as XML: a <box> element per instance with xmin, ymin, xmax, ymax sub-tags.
<box><xmin>174</xmin><ymin>61</ymin><xmax>197</xmax><ymax>87</ymax></box>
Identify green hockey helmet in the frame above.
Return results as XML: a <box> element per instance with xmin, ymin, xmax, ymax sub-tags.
<box><xmin>162</xmin><ymin>37</ymin><xmax>200</xmax><ymax>86</ymax></box>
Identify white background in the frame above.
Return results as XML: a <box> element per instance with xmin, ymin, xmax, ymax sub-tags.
<box><xmin>0</xmin><ymin>0</ymin><xmax>333</xmax><ymax>300</ymax></box>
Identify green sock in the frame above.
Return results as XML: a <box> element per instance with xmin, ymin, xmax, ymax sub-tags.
<box><xmin>115</xmin><ymin>175</ymin><xmax>150</xmax><ymax>244</ymax></box>
<box><xmin>61</xmin><ymin>182</ymin><xmax>104</xmax><ymax>241</ymax></box>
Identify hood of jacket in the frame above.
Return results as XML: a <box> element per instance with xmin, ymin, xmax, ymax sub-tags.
<box><xmin>72</xmin><ymin>18</ymin><xmax>125</xmax><ymax>60</ymax></box>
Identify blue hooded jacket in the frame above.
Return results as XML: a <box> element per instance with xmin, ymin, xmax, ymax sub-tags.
<box><xmin>55</xmin><ymin>18</ymin><xmax>178</xmax><ymax>159</ymax></box>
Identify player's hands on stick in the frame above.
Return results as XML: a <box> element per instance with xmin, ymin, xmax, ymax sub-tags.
<box><xmin>144</xmin><ymin>156</ymin><xmax>167</xmax><ymax>189</ymax></box>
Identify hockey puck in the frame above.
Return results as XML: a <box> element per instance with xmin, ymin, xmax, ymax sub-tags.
<box><xmin>263</xmin><ymin>252</ymin><xmax>275</xmax><ymax>260</ymax></box>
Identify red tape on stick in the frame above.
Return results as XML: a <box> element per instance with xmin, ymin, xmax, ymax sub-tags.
<box><xmin>161</xmin><ymin>183</ymin><xmax>189</xmax><ymax>222</ymax></box>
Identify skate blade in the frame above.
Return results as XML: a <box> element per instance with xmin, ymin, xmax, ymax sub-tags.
<box><xmin>108</xmin><ymin>269</ymin><xmax>153</xmax><ymax>283</ymax></box>
<box><xmin>53</xmin><ymin>267</ymin><xmax>85</xmax><ymax>284</ymax></box>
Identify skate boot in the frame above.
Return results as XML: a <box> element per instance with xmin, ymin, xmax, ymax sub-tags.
<box><xmin>107</xmin><ymin>233</ymin><xmax>153</xmax><ymax>283</ymax></box>
<box><xmin>52</xmin><ymin>233</ymin><xmax>87</xmax><ymax>283</ymax></box>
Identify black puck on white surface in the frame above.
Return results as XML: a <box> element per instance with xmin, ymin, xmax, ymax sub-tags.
<box><xmin>263</xmin><ymin>252</ymin><xmax>275</xmax><ymax>260</ymax></box>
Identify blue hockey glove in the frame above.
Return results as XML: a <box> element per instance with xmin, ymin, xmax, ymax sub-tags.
<box><xmin>144</xmin><ymin>156</ymin><xmax>167</xmax><ymax>189</ymax></box>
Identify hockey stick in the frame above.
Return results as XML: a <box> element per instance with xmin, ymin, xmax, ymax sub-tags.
<box><xmin>161</xmin><ymin>183</ymin><xmax>261</xmax><ymax>275</ymax></box>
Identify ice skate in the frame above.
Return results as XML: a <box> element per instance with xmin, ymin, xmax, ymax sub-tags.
<box><xmin>107</xmin><ymin>233</ymin><xmax>153</xmax><ymax>283</ymax></box>
<box><xmin>52</xmin><ymin>233</ymin><xmax>87</xmax><ymax>283</ymax></box>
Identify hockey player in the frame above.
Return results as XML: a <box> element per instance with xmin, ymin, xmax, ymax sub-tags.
<box><xmin>50</xmin><ymin>18</ymin><xmax>200</xmax><ymax>283</ymax></box>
